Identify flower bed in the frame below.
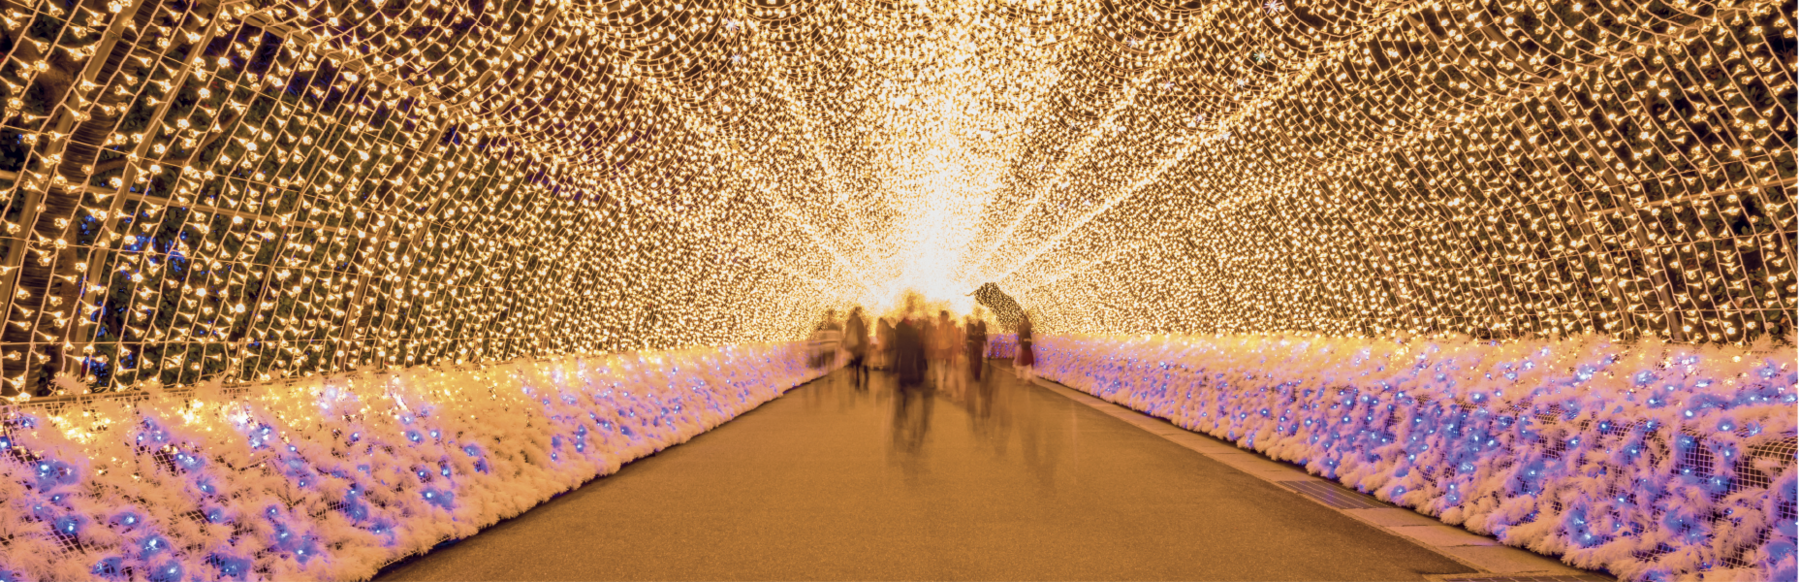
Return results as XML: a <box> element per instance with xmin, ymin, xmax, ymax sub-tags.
<box><xmin>1035</xmin><ymin>334</ymin><xmax>1796</xmax><ymax>581</ymax></box>
<box><xmin>0</xmin><ymin>343</ymin><xmax>829</xmax><ymax>581</ymax></box>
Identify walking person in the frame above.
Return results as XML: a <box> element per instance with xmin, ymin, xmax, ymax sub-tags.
<box><xmin>965</xmin><ymin>310</ymin><xmax>995</xmax><ymax>423</ymax></box>
<box><xmin>892</xmin><ymin>300</ymin><xmax>927</xmax><ymax>389</ymax></box>
<box><xmin>810</xmin><ymin>309</ymin><xmax>843</xmax><ymax>372</ymax></box>
<box><xmin>874</xmin><ymin>316</ymin><xmax>894</xmax><ymax>371</ymax></box>
<box><xmin>929</xmin><ymin>310</ymin><xmax>960</xmax><ymax>393</ymax></box>
<box><xmin>890</xmin><ymin>303</ymin><xmax>931</xmax><ymax>454</ymax></box>
<box><xmin>1014</xmin><ymin>312</ymin><xmax>1035</xmax><ymax>381</ymax></box>
<box><xmin>965</xmin><ymin>308</ymin><xmax>988</xmax><ymax>382</ymax></box>
<box><xmin>844</xmin><ymin>307</ymin><xmax>870</xmax><ymax>389</ymax></box>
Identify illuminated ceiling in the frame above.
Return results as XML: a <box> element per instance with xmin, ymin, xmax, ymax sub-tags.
<box><xmin>0</xmin><ymin>0</ymin><xmax>1792</xmax><ymax>395</ymax></box>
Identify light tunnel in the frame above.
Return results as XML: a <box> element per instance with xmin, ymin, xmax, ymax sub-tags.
<box><xmin>0</xmin><ymin>0</ymin><xmax>1793</xmax><ymax>580</ymax></box>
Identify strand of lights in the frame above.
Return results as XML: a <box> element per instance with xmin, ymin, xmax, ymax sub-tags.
<box><xmin>0</xmin><ymin>0</ymin><xmax>1792</xmax><ymax>401</ymax></box>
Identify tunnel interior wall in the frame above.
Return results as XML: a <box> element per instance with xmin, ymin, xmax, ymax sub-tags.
<box><xmin>0</xmin><ymin>0</ymin><xmax>1790</xmax><ymax>397</ymax></box>
<box><xmin>994</xmin><ymin>1</ymin><xmax>1796</xmax><ymax>346</ymax></box>
<box><xmin>0</xmin><ymin>0</ymin><xmax>854</xmax><ymax>401</ymax></box>
<box><xmin>1033</xmin><ymin>333</ymin><xmax>1797</xmax><ymax>581</ymax></box>
<box><xmin>0</xmin><ymin>0</ymin><xmax>1792</xmax><ymax>578</ymax></box>
<box><xmin>0</xmin><ymin>343</ymin><xmax>833</xmax><ymax>580</ymax></box>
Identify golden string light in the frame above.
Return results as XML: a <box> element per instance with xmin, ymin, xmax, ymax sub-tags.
<box><xmin>993</xmin><ymin>1</ymin><xmax>1796</xmax><ymax>344</ymax></box>
<box><xmin>0</xmin><ymin>0</ymin><xmax>1791</xmax><ymax>399</ymax></box>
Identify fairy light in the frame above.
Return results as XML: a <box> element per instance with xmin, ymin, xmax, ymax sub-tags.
<box><xmin>966</xmin><ymin>0</ymin><xmax>1796</xmax><ymax>346</ymax></box>
<box><xmin>0</xmin><ymin>0</ymin><xmax>1791</xmax><ymax>401</ymax></box>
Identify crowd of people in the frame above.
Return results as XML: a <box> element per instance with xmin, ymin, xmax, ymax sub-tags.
<box><xmin>811</xmin><ymin>295</ymin><xmax>1034</xmax><ymax>395</ymax></box>
<box><xmin>805</xmin><ymin>296</ymin><xmax>1038</xmax><ymax>468</ymax></box>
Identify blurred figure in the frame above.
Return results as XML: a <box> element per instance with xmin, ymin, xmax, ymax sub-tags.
<box><xmin>1015</xmin><ymin>365</ymin><xmax>1067</xmax><ymax>491</ymax></box>
<box><xmin>844</xmin><ymin>307</ymin><xmax>870</xmax><ymax>390</ymax></box>
<box><xmin>893</xmin><ymin>308</ymin><xmax>927</xmax><ymax>389</ymax></box>
<box><xmin>965</xmin><ymin>308</ymin><xmax>988</xmax><ymax>382</ymax></box>
<box><xmin>890</xmin><ymin>300</ymin><xmax>932</xmax><ymax>454</ymax></box>
<box><xmin>874</xmin><ymin>316</ymin><xmax>894</xmax><ymax>371</ymax></box>
<box><xmin>929</xmin><ymin>310</ymin><xmax>961</xmax><ymax>394</ymax></box>
<box><xmin>964</xmin><ymin>310</ymin><xmax>996</xmax><ymax>425</ymax></box>
<box><xmin>809</xmin><ymin>309</ymin><xmax>843</xmax><ymax>371</ymax></box>
<box><xmin>1014</xmin><ymin>312</ymin><xmax>1035</xmax><ymax>381</ymax></box>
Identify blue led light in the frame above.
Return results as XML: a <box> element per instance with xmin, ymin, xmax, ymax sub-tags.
<box><xmin>207</xmin><ymin>554</ymin><xmax>250</xmax><ymax>580</ymax></box>
<box><xmin>422</xmin><ymin>487</ymin><xmax>456</xmax><ymax>509</ymax></box>
<box><xmin>54</xmin><ymin>514</ymin><xmax>84</xmax><ymax>536</ymax></box>
<box><xmin>139</xmin><ymin>534</ymin><xmax>169</xmax><ymax>558</ymax></box>
<box><xmin>112</xmin><ymin>511</ymin><xmax>142</xmax><ymax>529</ymax></box>
<box><xmin>91</xmin><ymin>557</ymin><xmax>127</xmax><ymax>580</ymax></box>
<box><xmin>147</xmin><ymin>561</ymin><xmax>183</xmax><ymax>582</ymax></box>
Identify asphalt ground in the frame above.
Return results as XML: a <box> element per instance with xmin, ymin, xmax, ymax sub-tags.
<box><xmin>375</xmin><ymin>362</ymin><xmax>1475</xmax><ymax>581</ymax></box>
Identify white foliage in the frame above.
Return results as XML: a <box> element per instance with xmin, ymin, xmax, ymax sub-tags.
<box><xmin>0</xmin><ymin>343</ymin><xmax>831</xmax><ymax>581</ymax></box>
<box><xmin>1034</xmin><ymin>334</ymin><xmax>1797</xmax><ymax>582</ymax></box>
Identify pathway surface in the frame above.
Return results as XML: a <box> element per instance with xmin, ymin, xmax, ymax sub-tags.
<box><xmin>376</xmin><ymin>363</ymin><xmax>1477</xmax><ymax>581</ymax></box>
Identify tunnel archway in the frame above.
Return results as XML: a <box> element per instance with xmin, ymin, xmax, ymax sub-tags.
<box><xmin>0</xmin><ymin>0</ymin><xmax>1792</xmax><ymax>580</ymax></box>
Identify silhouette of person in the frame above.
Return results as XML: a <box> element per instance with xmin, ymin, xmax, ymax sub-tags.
<box><xmin>844</xmin><ymin>306</ymin><xmax>870</xmax><ymax>389</ymax></box>
<box><xmin>965</xmin><ymin>308</ymin><xmax>988</xmax><ymax>381</ymax></box>
<box><xmin>890</xmin><ymin>300</ymin><xmax>932</xmax><ymax>454</ymax></box>
<box><xmin>929</xmin><ymin>310</ymin><xmax>961</xmax><ymax>394</ymax></box>
<box><xmin>811</xmin><ymin>309</ymin><xmax>843</xmax><ymax>370</ymax></box>
<box><xmin>875</xmin><ymin>316</ymin><xmax>894</xmax><ymax>371</ymax></box>
<box><xmin>1014</xmin><ymin>312</ymin><xmax>1035</xmax><ymax>381</ymax></box>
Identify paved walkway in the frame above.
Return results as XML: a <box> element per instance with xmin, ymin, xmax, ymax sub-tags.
<box><xmin>377</xmin><ymin>363</ymin><xmax>1479</xmax><ymax>581</ymax></box>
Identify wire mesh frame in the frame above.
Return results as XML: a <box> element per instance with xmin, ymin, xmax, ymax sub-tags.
<box><xmin>0</xmin><ymin>0</ymin><xmax>1793</xmax><ymax>405</ymax></box>
<box><xmin>994</xmin><ymin>1</ymin><xmax>1795</xmax><ymax>344</ymax></box>
<box><xmin>0</xmin><ymin>0</ymin><xmax>845</xmax><ymax>403</ymax></box>
<box><xmin>0</xmin><ymin>0</ymin><xmax>541</xmax><ymax>396</ymax></box>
